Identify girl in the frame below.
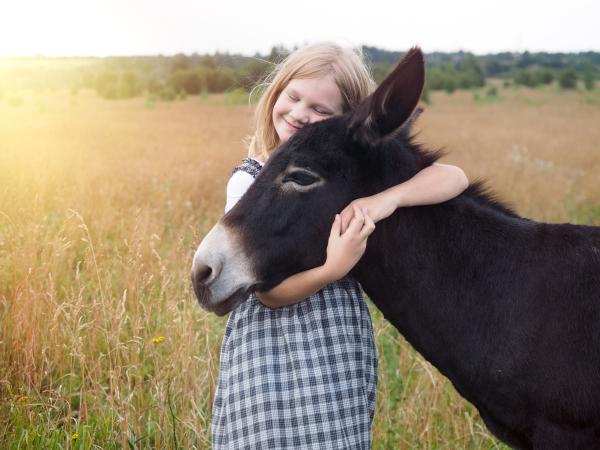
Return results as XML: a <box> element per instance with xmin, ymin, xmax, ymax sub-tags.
<box><xmin>213</xmin><ymin>42</ymin><xmax>469</xmax><ymax>449</ymax></box>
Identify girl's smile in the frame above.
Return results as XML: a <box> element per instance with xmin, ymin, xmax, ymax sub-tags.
<box><xmin>272</xmin><ymin>75</ymin><xmax>344</xmax><ymax>144</ymax></box>
<box><xmin>283</xmin><ymin>117</ymin><xmax>301</xmax><ymax>131</ymax></box>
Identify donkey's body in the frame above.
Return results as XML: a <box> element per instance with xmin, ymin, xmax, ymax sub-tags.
<box><xmin>354</xmin><ymin>171</ymin><xmax>600</xmax><ymax>448</ymax></box>
<box><xmin>192</xmin><ymin>48</ymin><xmax>600</xmax><ymax>448</ymax></box>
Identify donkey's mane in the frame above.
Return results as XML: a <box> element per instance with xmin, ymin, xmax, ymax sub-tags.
<box><xmin>401</xmin><ymin>131</ymin><xmax>520</xmax><ymax>219</ymax></box>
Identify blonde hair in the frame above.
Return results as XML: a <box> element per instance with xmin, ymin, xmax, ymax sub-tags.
<box><xmin>247</xmin><ymin>42</ymin><xmax>376</xmax><ymax>161</ymax></box>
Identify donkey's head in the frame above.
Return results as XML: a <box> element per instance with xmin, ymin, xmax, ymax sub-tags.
<box><xmin>192</xmin><ymin>47</ymin><xmax>431</xmax><ymax>315</ymax></box>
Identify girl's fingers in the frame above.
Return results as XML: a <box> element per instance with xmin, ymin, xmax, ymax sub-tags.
<box><xmin>360</xmin><ymin>209</ymin><xmax>376</xmax><ymax>238</ymax></box>
<box><xmin>330</xmin><ymin>214</ymin><xmax>341</xmax><ymax>238</ymax></box>
<box><xmin>340</xmin><ymin>206</ymin><xmax>353</xmax><ymax>233</ymax></box>
<box><xmin>346</xmin><ymin>206</ymin><xmax>365</xmax><ymax>234</ymax></box>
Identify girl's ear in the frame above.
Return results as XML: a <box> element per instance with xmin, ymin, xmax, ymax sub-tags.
<box><xmin>348</xmin><ymin>47</ymin><xmax>425</xmax><ymax>148</ymax></box>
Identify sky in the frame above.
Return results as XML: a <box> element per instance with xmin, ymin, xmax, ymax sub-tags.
<box><xmin>1</xmin><ymin>0</ymin><xmax>598</xmax><ymax>57</ymax></box>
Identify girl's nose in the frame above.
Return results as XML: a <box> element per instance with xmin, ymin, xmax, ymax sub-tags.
<box><xmin>289</xmin><ymin>106</ymin><xmax>309</xmax><ymax>125</ymax></box>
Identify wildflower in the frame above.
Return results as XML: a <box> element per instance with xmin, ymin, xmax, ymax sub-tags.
<box><xmin>72</xmin><ymin>433</ymin><xmax>79</xmax><ymax>441</ymax></box>
<box><xmin>152</xmin><ymin>336</ymin><xmax>166</xmax><ymax>344</ymax></box>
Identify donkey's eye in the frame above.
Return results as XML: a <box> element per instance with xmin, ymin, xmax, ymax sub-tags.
<box><xmin>283</xmin><ymin>171</ymin><xmax>319</xmax><ymax>186</ymax></box>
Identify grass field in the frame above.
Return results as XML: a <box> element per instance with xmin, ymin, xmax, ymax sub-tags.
<box><xmin>1</xmin><ymin>85</ymin><xmax>600</xmax><ymax>449</ymax></box>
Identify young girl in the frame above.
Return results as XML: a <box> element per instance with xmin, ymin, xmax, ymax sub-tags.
<box><xmin>213</xmin><ymin>42</ymin><xmax>469</xmax><ymax>449</ymax></box>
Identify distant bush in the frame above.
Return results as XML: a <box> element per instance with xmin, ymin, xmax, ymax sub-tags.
<box><xmin>94</xmin><ymin>70</ymin><xmax>142</xmax><ymax>99</ymax></box>
<box><xmin>94</xmin><ymin>71</ymin><xmax>118</xmax><ymax>98</ymax></box>
<box><xmin>514</xmin><ymin>68</ymin><xmax>554</xmax><ymax>88</ymax></box>
<box><xmin>455</xmin><ymin>54</ymin><xmax>485</xmax><ymax>88</ymax></box>
<box><xmin>427</xmin><ymin>66</ymin><xmax>456</xmax><ymax>92</ymax></box>
<box><xmin>534</xmin><ymin>69</ymin><xmax>554</xmax><ymax>85</ymax></box>
<box><xmin>159</xmin><ymin>86</ymin><xmax>178</xmax><ymax>101</ymax></box>
<box><xmin>120</xmin><ymin>71</ymin><xmax>142</xmax><ymax>97</ymax></box>
<box><xmin>514</xmin><ymin>70</ymin><xmax>534</xmax><ymax>87</ymax></box>
<box><xmin>167</xmin><ymin>66</ymin><xmax>237</xmax><ymax>95</ymax></box>
<box><xmin>376</xmin><ymin>54</ymin><xmax>484</xmax><ymax>91</ymax></box>
<box><xmin>486</xmin><ymin>85</ymin><xmax>498</xmax><ymax>98</ymax></box>
<box><xmin>144</xmin><ymin>78</ymin><xmax>180</xmax><ymax>101</ymax></box>
<box><xmin>234</xmin><ymin>59</ymin><xmax>271</xmax><ymax>91</ymax></box>
<box><xmin>201</xmin><ymin>66</ymin><xmax>236</xmax><ymax>93</ymax></box>
<box><xmin>559</xmin><ymin>68</ymin><xmax>578</xmax><ymax>89</ymax></box>
<box><xmin>171</xmin><ymin>53</ymin><xmax>191</xmax><ymax>72</ymax></box>
<box><xmin>168</xmin><ymin>70</ymin><xmax>203</xmax><ymax>95</ymax></box>
<box><xmin>425</xmin><ymin>56</ymin><xmax>484</xmax><ymax>93</ymax></box>
<box><xmin>583</xmin><ymin>63</ymin><xmax>596</xmax><ymax>91</ymax></box>
<box><xmin>443</xmin><ymin>77</ymin><xmax>456</xmax><ymax>94</ymax></box>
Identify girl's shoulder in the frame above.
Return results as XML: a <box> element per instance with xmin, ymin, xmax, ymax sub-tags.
<box><xmin>231</xmin><ymin>157</ymin><xmax>264</xmax><ymax>179</ymax></box>
<box><xmin>224</xmin><ymin>157</ymin><xmax>264</xmax><ymax>213</ymax></box>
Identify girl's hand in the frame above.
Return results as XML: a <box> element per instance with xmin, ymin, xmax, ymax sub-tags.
<box><xmin>339</xmin><ymin>191</ymin><xmax>397</xmax><ymax>233</ymax></box>
<box><xmin>322</xmin><ymin>206</ymin><xmax>375</xmax><ymax>282</ymax></box>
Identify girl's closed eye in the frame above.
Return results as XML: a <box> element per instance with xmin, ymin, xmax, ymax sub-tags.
<box><xmin>314</xmin><ymin>106</ymin><xmax>332</xmax><ymax>115</ymax></box>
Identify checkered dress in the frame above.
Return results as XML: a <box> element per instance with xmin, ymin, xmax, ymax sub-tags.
<box><xmin>211</xmin><ymin>158</ymin><xmax>378</xmax><ymax>449</ymax></box>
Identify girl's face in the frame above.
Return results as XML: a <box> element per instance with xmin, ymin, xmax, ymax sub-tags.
<box><xmin>272</xmin><ymin>75</ymin><xmax>344</xmax><ymax>144</ymax></box>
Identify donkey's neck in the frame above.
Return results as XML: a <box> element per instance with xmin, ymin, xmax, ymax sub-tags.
<box><xmin>353</xmin><ymin>193</ymin><xmax>535</xmax><ymax>385</ymax></box>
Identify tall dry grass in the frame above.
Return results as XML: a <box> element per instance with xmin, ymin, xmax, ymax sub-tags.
<box><xmin>0</xmin><ymin>86</ymin><xmax>599</xmax><ymax>448</ymax></box>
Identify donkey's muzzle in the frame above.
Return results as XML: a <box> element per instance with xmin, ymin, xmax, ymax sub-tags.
<box><xmin>190</xmin><ymin>223</ymin><xmax>256</xmax><ymax>315</ymax></box>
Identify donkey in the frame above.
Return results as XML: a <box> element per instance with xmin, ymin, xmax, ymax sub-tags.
<box><xmin>191</xmin><ymin>48</ymin><xmax>600</xmax><ymax>449</ymax></box>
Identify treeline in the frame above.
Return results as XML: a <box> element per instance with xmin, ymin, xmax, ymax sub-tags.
<box><xmin>85</xmin><ymin>47</ymin><xmax>598</xmax><ymax>100</ymax></box>
<box><xmin>1</xmin><ymin>46</ymin><xmax>598</xmax><ymax>102</ymax></box>
<box><xmin>76</xmin><ymin>47</ymin><xmax>288</xmax><ymax>101</ymax></box>
<box><xmin>364</xmin><ymin>47</ymin><xmax>599</xmax><ymax>93</ymax></box>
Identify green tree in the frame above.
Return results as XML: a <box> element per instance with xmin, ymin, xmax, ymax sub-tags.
<box><xmin>444</xmin><ymin>77</ymin><xmax>457</xmax><ymax>94</ymax></box>
<box><xmin>168</xmin><ymin>70</ymin><xmax>203</xmax><ymax>95</ymax></box>
<box><xmin>583</xmin><ymin>63</ymin><xmax>596</xmax><ymax>90</ymax></box>
<box><xmin>203</xmin><ymin>66</ymin><xmax>236</xmax><ymax>92</ymax></box>
<box><xmin>199</xmin><ymin>55</ymin><xmax>217</xmax><ymax>69</ymax></box>
<box><xmin>234</xmin><ymin>59</ymin><xmax>271</xmax><ymax>91</ymax></box>
<box><xmin>119</xmin><ymin>71</ymin><xmax>141</xmax><ymax>98</ymax></box>
<box><xmin>457</xmin><ymin>54</ymin><xmax>485</xmax><ymax>88</ymax></box>
<box><xmin>171</xmin><ymin>53</ymin><xmax>191</xmax><ymax>72</ymax></box>
<box><xmin>559</xmin><ymin>68</ymin><xmax>578</xmax><ymax>89</ymax></box>
<box><xmin>94</xmin><ymin>70</ymin><xmax>119</xmax><ymax>99</ymax></box>
<box><xmin>517</xmin><ymin>51</ymin><xmax>533</xmax><ymax>69</ymax></box>
<box><xmin>514</xmin><ymin>69</ymin><xmax>536</xmax><ymax>87</ymax></box>
<box><xmin>532</xmin><ymin>68</ymin><xmax>554</xmax><ymax>85</ymax></box>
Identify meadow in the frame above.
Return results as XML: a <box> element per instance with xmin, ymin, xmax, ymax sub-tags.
<box><xmin>1</xmin><ymin>84</ymin><xmax>600</xmax><ymax>449</ymax></box>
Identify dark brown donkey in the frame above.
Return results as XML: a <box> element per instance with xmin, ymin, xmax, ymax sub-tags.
<box><xmin>191</xmin><ymin>48</ymin><xmax>600</xmax><ymax>449</ymax></box>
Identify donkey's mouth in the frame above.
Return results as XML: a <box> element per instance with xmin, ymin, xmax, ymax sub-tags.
<box><xmin>194</xmin><ymin>284</ymin><xmax>256</xmax><ymax>316</ymax></box>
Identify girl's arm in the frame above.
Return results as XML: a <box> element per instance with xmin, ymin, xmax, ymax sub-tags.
<box><xmin>256</xmin><ymin>207</ymin><xmax>375</xmax><ymax>308</ymax></box>
<box><xmin>340</xmin><ymin>163</ymin><xmax>469</xmax><ymax>232</ymax></box>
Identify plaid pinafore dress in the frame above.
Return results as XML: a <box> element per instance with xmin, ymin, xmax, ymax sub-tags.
<box><xmin>212</xmin><ymin>158</ymin><xmax>378</xmax><ymax>449</ymax></box>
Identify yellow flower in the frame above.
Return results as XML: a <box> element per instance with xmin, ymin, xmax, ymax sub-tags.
<box><xmin>152</xmin><ymin>336</ymin><xmax>166</xmax><ymax>344</ymax></box>
<box><xmin>71</xmin><ymin>433</ymin><xmax>79</xmax><ymax>441</ymax></box>
<box><xmin>16</xmin><ymin>395</ymin><xmax>28</xmax><ymax>402</ymax></box>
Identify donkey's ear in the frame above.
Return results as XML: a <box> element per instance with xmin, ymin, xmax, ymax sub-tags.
<box><xmin>349</xmin><ymin>47</ymin><xmax>424</xmax><ymax>147</ymax></box>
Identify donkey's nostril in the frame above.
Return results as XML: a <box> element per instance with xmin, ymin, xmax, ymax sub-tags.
<box><xmin>194</xmin><ymin>263</ymin><xmax>213</xmax><ymax>285</ymax></box>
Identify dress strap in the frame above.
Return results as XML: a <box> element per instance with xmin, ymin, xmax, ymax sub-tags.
<box><xmin>231</xmin><ymin>158</ymin><xmax>262</xmax><ymax>179</ymax></box>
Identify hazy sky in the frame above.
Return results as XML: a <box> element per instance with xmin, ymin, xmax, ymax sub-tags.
<box><xmin>1</xmin><ymin>0</ymin><xmax>598</xmax><ymax>57</ymax></box>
